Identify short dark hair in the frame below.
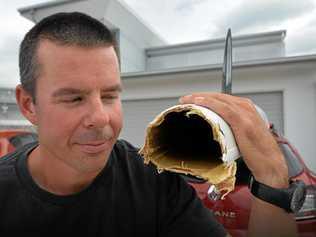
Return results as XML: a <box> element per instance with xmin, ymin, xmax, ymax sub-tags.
<box><xmin>19</xmin><ymin>12</ymin><xmax>116</xmax><ymax>103</ymax></box>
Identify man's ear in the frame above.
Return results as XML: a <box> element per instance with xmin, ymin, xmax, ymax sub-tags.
<box><xmin>15</xmin><ymin>85</ymin><xmax>38</xmax><ymax>125</ymax></box>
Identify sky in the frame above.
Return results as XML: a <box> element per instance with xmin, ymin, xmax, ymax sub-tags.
<box><xmin>1</xmin><ymin>0</ymin><xmax>316</xmax><ymax>88</ymax></box>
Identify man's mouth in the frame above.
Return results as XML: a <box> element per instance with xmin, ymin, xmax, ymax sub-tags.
<box><xmin>77</xmin><ymin>140</ymin><xmax>111</xmax><ymax>154</ymax></box>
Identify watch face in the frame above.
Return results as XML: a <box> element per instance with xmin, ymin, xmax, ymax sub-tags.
<box><xmin>290</xmin><ymin>181</ymin><xmax>307</xmax><ymax>213</ymax></box>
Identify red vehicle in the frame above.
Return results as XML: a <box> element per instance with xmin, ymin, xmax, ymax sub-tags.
<box><xmin>0</xmin><ymin>130</ymin><xmax>37</xmax><ymax>157</ymax></box>
<box><xmin>186</xmin><ymin>125</ymin><xmax>316</xmax><ymax>237</ymax></box>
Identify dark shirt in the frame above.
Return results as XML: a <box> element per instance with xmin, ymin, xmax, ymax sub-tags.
<box><xmin>0</xmin><ymin>140</ymin><xmax>226</xmax><ymax>236</ymax></box>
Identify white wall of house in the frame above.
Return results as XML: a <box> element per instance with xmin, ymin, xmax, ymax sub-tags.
<box><xmin>121</xmin><ymin>56</ymin><xmax>316</xmax><ymax>172</ymax></box>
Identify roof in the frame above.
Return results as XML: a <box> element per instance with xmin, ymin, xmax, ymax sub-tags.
<box><xmin>146</xmin><ymin>30</ymin><xmax>286</xmax><ymax>57</ymax></box>
<box><xmin>18</xmin><ymin>0</ymin><xmax>84</xmax><ymax>14</ymax></box>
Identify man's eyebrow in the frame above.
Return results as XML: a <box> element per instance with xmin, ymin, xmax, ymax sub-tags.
<box><xmin>101</xmin><ymin>84</ymin><xmax>123</xmax><ymax>93</ymax></box>
<box><xmin>52</xmin><ymin>84</ymin><xmax>123</xmax><ymax>98</ymax></box>
<box><xmin>52</xmin><ymin>88</ymin><xmax>85</xmax><ymax>97</ymax></box>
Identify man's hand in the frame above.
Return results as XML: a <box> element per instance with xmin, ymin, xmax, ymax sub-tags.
<box><xmin>179</xmin><ymin>92</ymin><xmax>288</xmax><ymax>188</ymax></box>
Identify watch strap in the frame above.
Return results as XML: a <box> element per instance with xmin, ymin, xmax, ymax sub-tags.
<box><xmin>249</xmin><ymin>176</ymin><xmax>293</xmax><ymax>212</ymax></box>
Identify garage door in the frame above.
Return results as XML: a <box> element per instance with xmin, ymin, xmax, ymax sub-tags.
<box><xmin>120</xmin><ymin>91</ymin><xmax>283</xmax><ymax>147</ymax></box>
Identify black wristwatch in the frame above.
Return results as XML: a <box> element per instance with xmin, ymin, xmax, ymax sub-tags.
<box><xmin>248</xmin><ymin>176</ymin><xmax>307</xmax><ymax>213</ymax></box>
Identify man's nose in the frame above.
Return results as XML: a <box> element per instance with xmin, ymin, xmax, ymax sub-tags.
<box><xmin>83</xmin><ymin>98</ymin><xmax>110</xmax><ymax>129</ymax></box>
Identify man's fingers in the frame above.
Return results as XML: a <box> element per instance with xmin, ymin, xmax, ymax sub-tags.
<box><xmin>179</xmin><ymin>93</ymin><xmax>252</xmax><ymax>129</ymax></box>
<box><xmin>179</xmin><ymin>92</ymin><xmax>242</xmax><ymax>105</ymax></box>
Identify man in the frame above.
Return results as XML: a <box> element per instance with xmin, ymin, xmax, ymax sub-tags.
<box><xmin>0</xmin><ymin>12</ymin><xmax>297</xmax><ymax>236</ymax></box>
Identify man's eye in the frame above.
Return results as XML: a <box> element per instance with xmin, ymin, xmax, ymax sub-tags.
<box><xmin>64</xmin><ymin>97</ymin><xmax>83</xmax><ymax>103</ymax></box>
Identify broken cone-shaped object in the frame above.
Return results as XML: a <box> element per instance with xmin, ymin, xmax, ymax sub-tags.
<box><xmin>139</xmin><ymin>104</ymin><xmax>241</xmax><ymax>199</ymax></box>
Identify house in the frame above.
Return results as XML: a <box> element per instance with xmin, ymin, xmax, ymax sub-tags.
<box><xmin>3</xmin><ymin>0</ymin><xmax>314</xmax><ymax>171</ymax></box>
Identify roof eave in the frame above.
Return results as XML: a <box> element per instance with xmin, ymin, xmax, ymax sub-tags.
<box><xmin>122</xmin><ymin>54</ymin><xmax>316</xmax><ymax>79</ymax></box>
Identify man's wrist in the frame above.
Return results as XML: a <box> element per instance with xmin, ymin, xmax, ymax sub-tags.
<box><xmin>253</xmin><ymin>172</ymin><xmax>289</xmax><ymax>189</ymax></box>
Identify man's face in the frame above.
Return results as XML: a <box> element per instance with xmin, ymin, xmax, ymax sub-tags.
<box><xmin>33</xmin><ymin>39</ymin><xmax>123</xmax><ymax>174</ymax></box>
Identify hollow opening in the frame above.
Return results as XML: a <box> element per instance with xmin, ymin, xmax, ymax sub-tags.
<box><xmin>152</xmin><ymin>110</ymin><xmax>222</xmax><ymax>164</ymax></box>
